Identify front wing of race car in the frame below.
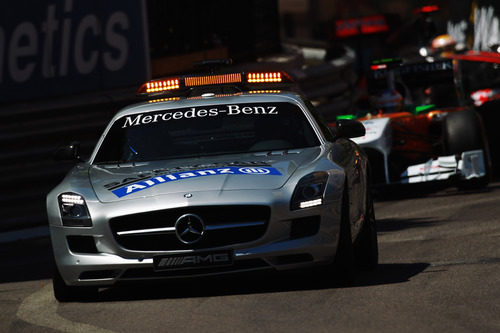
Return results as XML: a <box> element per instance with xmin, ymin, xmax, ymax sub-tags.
<box><xmin>352</xmin><ymin>117</ymin><xmax>487</xmax><ymax>185</ymax></box>
<box><xmin>400</xmin><ymin>150</ymin><xmax>486</xmax><ymax>184</ymax></box>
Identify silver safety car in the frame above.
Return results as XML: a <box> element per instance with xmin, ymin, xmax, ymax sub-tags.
<box><xmin>47</xmin><ymin>70</ymin><xmax>377</xmax><ymax>301</ymax></box>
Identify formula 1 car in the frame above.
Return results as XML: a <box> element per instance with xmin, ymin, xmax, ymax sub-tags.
<box><xmin>336</xmin><ymin>57</ymin><xmax>490</xmax><ymax>188</ymax></box>
<box><xmin>47</xmin><ymin>66</ymin><xmax>376</xmax><ymax>301</ymax></box>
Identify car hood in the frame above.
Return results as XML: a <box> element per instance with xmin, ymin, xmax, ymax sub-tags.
<box><xmin>89</xmin><ymin>148</ymin><xmax>321</xmax><ymax>202</ymax></box>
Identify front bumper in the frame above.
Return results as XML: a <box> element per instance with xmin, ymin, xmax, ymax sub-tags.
<box><xmin>50</xmin><ymin>232</ymin><xmax>338</xmax><ymax>286</ymax></box>
<box><xmin>49</xmin><ymin>190</ymin><xmax>342</xmax><ymax>287</ymax></box>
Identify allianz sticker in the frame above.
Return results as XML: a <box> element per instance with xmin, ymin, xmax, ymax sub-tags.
<box><xmin>111</xmin><ymin>166</ymin><xmax>282</xmax><ymax>198</ymax></box>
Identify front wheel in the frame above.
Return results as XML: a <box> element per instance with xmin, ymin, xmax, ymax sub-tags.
<box><xmin>444</xmin><ymin>109</ymin><xmax>490</xmax><ymax>189</ymax></box>
<box><xmin>354</xmin><ymin>189</ymin><xmax>378</xmax><ymax>270</ymax></box>
<box><xmin>330</xmin><ymin>187</ymin><xmax>356</xmax><ymax>284</ymax></box>
<box><xmin>53</xmin><ymin>266</ymin><xmax>98</xmax><ymax>302</ymax></box>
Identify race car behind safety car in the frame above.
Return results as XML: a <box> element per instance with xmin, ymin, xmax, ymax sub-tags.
<box><xmin>338</xmin><ymin>57</ymin><xmax>490</xmax><ymax>188</ymax></box>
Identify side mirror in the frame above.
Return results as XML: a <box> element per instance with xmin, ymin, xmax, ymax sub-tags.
<box><xmin>331</xmin><ymin>119</ymin><xmax>365</xmax><ymax>139</ymax></box>
<box><xmin>54</xmin><ymin>142</ymin><xmax>83</xmax><ymax>162</ymax></box>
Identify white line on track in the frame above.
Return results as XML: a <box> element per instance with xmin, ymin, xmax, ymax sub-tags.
<box><xmin>17</xmin><ymin>283</ymin><xmax>115</xmax><ymax>333</ymax></box>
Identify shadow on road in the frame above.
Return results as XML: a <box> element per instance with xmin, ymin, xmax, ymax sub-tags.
<box><xmin>373</xmin><ymin>178</ymin><xmax>497</xmax><ymax>202</ymax></box>
<box><xmin>377</xmin><ymin>217</ymin><xmax>442</xmax><ymax>233</ymax></box>
<box><xmin>93</xmin><ymin>262</ymin><xmax>430</xmax><ymax>302</ymax></box>
<box><xmin>0</xmin><ymin>237</ymin><xmax>53</xmax><ymax>284</ymax></box>
<box><xmin>352</xmin><ymin>263</ymin><xmax>430</xmax><ymax>287</ymax></box>
<box><xmin>0</xmin><ymin>235</ymin><xmax>429</xmax><ymax>303</ymax></box>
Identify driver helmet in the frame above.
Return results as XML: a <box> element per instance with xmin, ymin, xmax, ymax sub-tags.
<box><xmin>430</xmin><ymin>34</ymin><xmax>456</xmax><ymax>53</ymax></box>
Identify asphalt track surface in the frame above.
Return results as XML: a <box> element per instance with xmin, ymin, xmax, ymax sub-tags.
<box><xmin>1</xmin><ymin>181</ymin><xmax>499</xmax><ymax>332</ymax></box>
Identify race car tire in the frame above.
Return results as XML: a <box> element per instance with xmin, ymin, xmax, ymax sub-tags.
<box><xmin>331</xmin><ymin>186</ymin><xmax>356</xmax><ymax>284</ymax></box>
<box><xmin>353</xmin><ymin>189</ymin><xmax>378</xmax><ymax>270</ymax></box>
<box><xmin>444</xmin><ymin>109</ymin><xmax>489</xmax><ymax>189</ymax></box>
<box><xmin>444</xmin><ymin>109</ymin><xmax>483</xmax><ymax>154</ymax></box>
<box><xmin>53</xmin><ymin>266</ymin><xmax>98</xmax><ymax>302</ymax></box>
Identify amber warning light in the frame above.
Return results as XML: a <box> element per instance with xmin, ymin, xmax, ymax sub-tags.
<box><xmin>138</xmin><ymin>79</ymin><xmax>180</xmax><ymax>94</ymax></box>
<box><xmin>185</xmin><ymin>73</ymin><xmax>242</xmax><ymax>87</ymax></box>
<box><xmin>247</xmin><ymin>72</ymin><xmax>282</xmax><ymax>83</ymax></box>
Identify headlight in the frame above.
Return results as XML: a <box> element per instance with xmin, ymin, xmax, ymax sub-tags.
<box><xmin>58</xmin><ymin>193</ymin><xmax>92</xmax><ymax>227</ymax></box>
<box><xmin>291</xmin><ymin>172</ymin><xmax>328</xmax><ymax>210</ymax></box>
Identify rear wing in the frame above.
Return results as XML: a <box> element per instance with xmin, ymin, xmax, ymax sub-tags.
<box><xmin>368</xmin><ymin>58</ymin><xmax>455</xmax><ymax>90</ymax></box>
<box><xmin>443</xmin><ymin>51</ymin><xmax>500</xmax><ymax>65</ymax></box>
<box><xmin>334</xmin><ymin>15</ymin><xmax>389</xmax><ymax>39</ymax></box>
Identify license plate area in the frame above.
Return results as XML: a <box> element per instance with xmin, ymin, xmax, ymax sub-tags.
<box><xmin>153</xmin><ymin>250</ymin><xmax>233</xmax><ymax>271</ymax></box>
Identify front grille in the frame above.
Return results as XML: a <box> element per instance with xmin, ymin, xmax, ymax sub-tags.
<box><xmin>109</xmin><ymin>205</ymin><xmax>270</xmax><ymax>251</ymax></box>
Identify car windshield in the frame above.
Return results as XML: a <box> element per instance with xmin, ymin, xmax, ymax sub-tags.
<box><xmin>93</xmin><ymin>101</ymin><xmax>320</xmax><ymax>163</ymax></box>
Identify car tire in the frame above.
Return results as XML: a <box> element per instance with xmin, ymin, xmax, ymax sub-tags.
<box><xmin>444</xmin><ymin>109</ymin><xmax>483</xmax><ymax>154</ymax></box>
<box><xmin>444</xmin><ymin>109</ymin><xmax>489</xmax><ymax>189</ymax></box>
<box><xmin>330</xmin><ymin>186</ymin><xmax>356</xmax><ymax>284</ymax></box>
<box><xmin>53</xmin><ymin>266</ymin><xmax>98</xmax><ymax>302</ymax></box>
<box><xmin>354</xmin><ymin>189</ymin><xmax>378</xmax><ymax>270</ymax></box>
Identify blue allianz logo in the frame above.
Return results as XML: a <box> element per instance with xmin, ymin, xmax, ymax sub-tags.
<box><xmin>112</xmin><ymin>166</ymin><xmax>281</xmax><ymax>198</ymax></box>
<box><xmin>238</xmin><ymin>167</ymin><xmax>271</xmax><ymax>174</ymax></box>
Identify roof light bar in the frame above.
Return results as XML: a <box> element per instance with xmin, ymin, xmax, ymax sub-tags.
<box><xmin>137</xmin><ymin>71</ymin><xmax>293</xmax><ymax>97</ymax></box>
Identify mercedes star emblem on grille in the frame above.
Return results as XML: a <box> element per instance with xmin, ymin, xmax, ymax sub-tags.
<box><xmin>174</xmin><ymin>213</ymin><xmax>205</xmax><ymax>244</ymax></box>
